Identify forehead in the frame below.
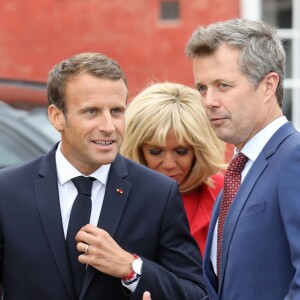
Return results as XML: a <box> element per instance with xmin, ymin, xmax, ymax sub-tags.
<box><xmin>65</xmin><ymin>73</ymin><xmax>128</xmax><ymax>102</ymax></box>
<box><xmin>147</xmin><ymin>128</ymin><xmax>190</xmax><ymax>147</ymax></box>
<box><xmin>192</xmin><ymin>45</ymin><xmax>242</xmax><ymax>83</ymax></box>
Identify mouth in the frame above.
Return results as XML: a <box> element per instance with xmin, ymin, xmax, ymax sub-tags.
<box><xmin>210</xmin><ymin>116</ymin><xmax>227</xmax><ymax>126</ymax></box>
<box><xmin>93</xmin><ymin>140</ymin><xmax>114</xmax><ymax>146</ymax></box>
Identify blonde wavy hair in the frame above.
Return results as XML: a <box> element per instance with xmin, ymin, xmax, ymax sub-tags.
<box><xmin>120</xmin><ymin>82</ymin><xmax>226</xmax><ymax>193</ymax></box>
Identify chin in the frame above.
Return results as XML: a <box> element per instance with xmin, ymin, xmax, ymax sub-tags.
<box><xmin>215</xmin><ymin>132</ymin><xmax>232</xmax><ymax>144</ymax></box>
<box><xmin>97</xmin><ymin>152</ymin><xmax>118</xmax><ymax>165</ymax></box>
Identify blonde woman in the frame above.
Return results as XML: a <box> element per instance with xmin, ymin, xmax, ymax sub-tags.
<box><xmin>121</xmin><ymin>82</ymin><xmax>226</xmax><ymax>256</ymax></box>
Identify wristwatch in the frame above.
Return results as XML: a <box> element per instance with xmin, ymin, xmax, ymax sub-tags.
<box><xmin>132</xmin><ymin>254</ymin><xmax>142</xmax><ymax>275</ymax></box>
<box><xmin>122</xmin><ymin>254</ymin><xmax>143</xmax><ymax>284</ymax></box>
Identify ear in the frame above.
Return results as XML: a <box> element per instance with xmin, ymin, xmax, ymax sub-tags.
<box><xmin>48</xmin><ymin>104</ymin><xmax>65</xmax><ymax>132</ymax></box>
<box><xmin>263</xmin><ymin>72</ymin><xmax>279</xmax><ymax>101</ymax></box>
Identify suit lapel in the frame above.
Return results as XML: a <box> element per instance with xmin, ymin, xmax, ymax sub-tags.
<box><xmin>204</xmin><ymin>191</ymin><xmax>222</xmax><ymax>297</ymax></box>
<box><xmin>218</xmin><ymin>122</ymin><xmax>297</xmax><ymax>292</ymax></box>
<box><xmin>218</xmin><ymin>156</ymin><xmax>268</xmax><ymax>290</ymax></box>
<box><xmin>80</xmin><ymin>155</ymin><xmax>132</xmax><ymax>299</ymax></box>
<box><xmin>97</xmin><ymin>162</ymin><xmax>132</xmax><ymax>235</ymax></box>
<box><xmin>35</xmin><ymin>146</ymin><xmax>75</xmax><ymax>299</ymax></box>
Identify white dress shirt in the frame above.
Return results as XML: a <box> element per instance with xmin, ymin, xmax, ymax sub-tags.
<box><xmin>55</xmin><ymin>144</ymin><xmax>140</xmax><ymax>292</ymax></box>
<box><xmin>55</xmin><ymin>144</ymin><xmax>110</xmax><ymax>237</ymax></box>
<box><xmin>210</xmin><ymin>116</ymin><xmax>288</xmax><ymax>274</ymax></box>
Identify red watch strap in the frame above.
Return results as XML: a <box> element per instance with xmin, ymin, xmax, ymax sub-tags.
<box><xmin>122</xmin><ymin>254</ymin><xmax>139</xmax><ymax>281</ymax></box>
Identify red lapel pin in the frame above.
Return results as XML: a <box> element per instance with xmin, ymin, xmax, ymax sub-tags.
<box><xmin>116</xmin><ymin>188</ymin><xmax>123</xmax><ymax>194</ymax></box>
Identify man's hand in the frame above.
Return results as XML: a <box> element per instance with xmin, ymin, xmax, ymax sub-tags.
<box><xmin>75</xmin><ymin>224</ymin><xmax>134</xmax><ymax>278</ymax></box>
<box><xmin>143</xmin><ymin>291</ymin><xmax>152</xmax><ymax>300</ymax></box>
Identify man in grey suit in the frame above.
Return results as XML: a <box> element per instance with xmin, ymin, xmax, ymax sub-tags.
<box><xmin>184</xmin><ymin>18</ymin><xmax>300</xmax><ymax>300</ymax></box>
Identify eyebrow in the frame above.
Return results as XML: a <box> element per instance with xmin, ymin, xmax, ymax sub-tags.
<box><xmin>195</xmin><ymin>81</ymin><xmax>203</xmax><ymax>88</ymax></box>
<box><xmin>195</xmin><ymin>78</ymin><xmax>228</xmax><ymax>87</ymax></box>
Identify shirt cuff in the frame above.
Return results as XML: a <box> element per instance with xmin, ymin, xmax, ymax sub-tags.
<box><xmin>121</xmin><ymin>277</ymin><xmax>141</xmax><ymax>293</ymax></box>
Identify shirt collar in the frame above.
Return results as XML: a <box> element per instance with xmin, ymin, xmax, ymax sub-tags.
<box><xmin>55</xmin><ymin>142</ymin><xmax>111</xmax><ymax>186</ymax></box>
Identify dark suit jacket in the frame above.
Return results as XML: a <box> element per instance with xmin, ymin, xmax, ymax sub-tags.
<box><xmin>204</xmin><ymin>122</ymin><xmax>300</xmax><ymax>300</ymax></box>
<box><xmin>0</xmin><ymin>145</ymin><xmax>207</xmax><ymax>300</ymax></box>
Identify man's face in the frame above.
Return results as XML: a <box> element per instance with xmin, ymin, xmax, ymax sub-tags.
<box><xmin>49</xmin><ymin>73</ymin><xmax>127</xmax><ymax>175</ymax></box>
<box><xmin>192</xmin><ymin>44</ymin><xmax>270</xmax><ymax>150</ymax></box>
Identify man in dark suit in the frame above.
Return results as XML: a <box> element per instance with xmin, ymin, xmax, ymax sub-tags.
<box><xmin>184</xmin><ymin>18</ymin><xmax>300</xmax><ymax>299</ymax></box>
<box><xmin>0</xmin><ymin>53</ymin><xmax>207</xmax><ymax>300</ymax></box>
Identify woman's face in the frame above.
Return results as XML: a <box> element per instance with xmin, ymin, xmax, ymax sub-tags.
<box><xmin>141</xmin><ymin>129</ymin><xmax>194</xmax><ymax>187</ymax></box>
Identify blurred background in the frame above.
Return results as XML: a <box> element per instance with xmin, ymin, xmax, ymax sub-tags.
<box><xmin>0</xmin><ymin>0</ymin><xmax>299</xmax><ymax>167</ymax></box>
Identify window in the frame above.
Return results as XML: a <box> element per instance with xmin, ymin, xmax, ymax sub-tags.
<box><xmin>241</xmin><ymin>0</ymin><xmax>300</xmax><ymax>129</ymax></box>
<box><xmin>160</xmin><ymin>1</ymin><xmax>180</xmax><ymax>21</ymax></box>
<box><xmin>262</xmin><ymin>0</ymin><xmax>292</xmax><ymax>28</ymax></box>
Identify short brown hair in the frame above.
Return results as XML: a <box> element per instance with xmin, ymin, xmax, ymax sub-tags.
<box><xmin>47</xmin><ymin>52</ymin><xmax>128</xmax><ymax>113</ymax></box>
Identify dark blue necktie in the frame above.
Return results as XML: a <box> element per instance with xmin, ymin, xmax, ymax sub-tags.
<box><xmin>66</xmin><ymin>176</ymin><xmax>95</xmax><ymax>298</ymax></box>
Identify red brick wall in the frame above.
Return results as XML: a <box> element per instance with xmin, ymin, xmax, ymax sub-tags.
<box><xmin>0</xmin><ymin>0</ymin><xmax>239</xmax><ymax>98</ymax></box>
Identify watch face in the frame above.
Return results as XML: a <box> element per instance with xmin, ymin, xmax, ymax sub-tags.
<box><xmin>132</xmin><ymin>258</ymin><xmax>143</xmax><ymax>275</ymax></box>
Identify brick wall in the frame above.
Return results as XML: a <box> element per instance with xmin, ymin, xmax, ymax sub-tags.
<box><xmin>0</xmin><ymin>0</ymin><xmax>239</xmax><ymax>99</ymax></box>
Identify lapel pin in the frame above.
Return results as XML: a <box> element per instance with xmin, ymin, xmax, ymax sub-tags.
<box><xmin>116</xmin><ymin>188</ymin><xmax>123</xmax><ymax>194</ymax></box>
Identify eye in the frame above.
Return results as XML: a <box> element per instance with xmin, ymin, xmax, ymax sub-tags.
<box><xmin>176</xmin><ymin>148</ymin><xmax>189</xmax><ymax>155</ymax></box>
<box><xmin>111</xmin><ymin>107</ymin><xmax>125</xmax><ymax>116</ymax></box>
<box><xmin>86</xmin><ymin>108</ymin><xmax>96</xmax><ymax>115</ymax></box>
<box><xmin>148</xmin><ymin>149</ymin><xmax>162</xmax><ymax>155</ymax></box>
<box><xmin>218</xmin><ymin>83</ymin><xmax>230</xmax><ymax>90</ymax></box>
<box><xmin>197</xmin><ymin>85</ymin><xmax>207</xmax><ymax>95</ymax></box>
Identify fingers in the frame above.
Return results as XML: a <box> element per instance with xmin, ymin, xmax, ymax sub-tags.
<box><xmin>76</xmin><ymin>242</ymin><xmax>90</xmax><ymax>255</ymax></box>
<box><xmin>80</xmin><ymin>223</ymin><xmax>98</xmax><ymax>234</ymax></box>
<box><xmin>74</xmin><ymin>225</ymin><xmax>134</xmax><ymax>278</ymax></box>
<box><xmin>75</xmin><ymin>224</ymin><xmax>106</xmax><ymax>244</ymax></box>
<box><xmin>76</xmin><ymin>225</ymin><xmax>111</xmax><ymax>259</ymax></box>
<box><xmin>85</xmin><ymin>243</ymin><xmax>89</xmax><ymax>254</ymax></box>
<box><xmin>143</xmin><ymin>291</ymin><xmax>152</xmax><ymax>300</ymax></box>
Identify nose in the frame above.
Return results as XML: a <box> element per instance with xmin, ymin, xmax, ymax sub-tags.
<box><xmin>98</xmin><ymin>111</ymin><xmax>115</xmax><ymax>133</ymax></box>
<box><xmin>162</xmin><ymin>154</ymin><xmax>176</xmax><ymax>169</ymax></box>
<box><xmin>202</xmin><ymin>89</ymin><xmax>220</xmax><ymax>110</ymax></box>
